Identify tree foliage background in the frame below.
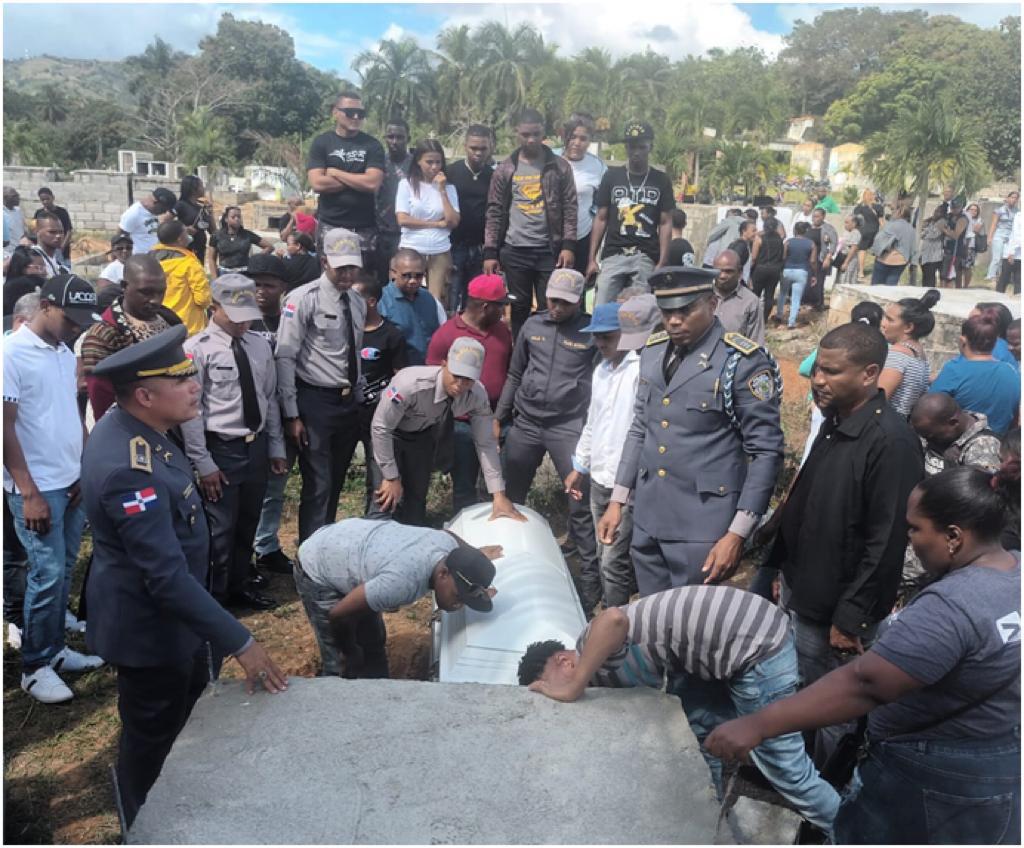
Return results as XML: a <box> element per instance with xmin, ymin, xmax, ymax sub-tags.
<box><xmin>4</xmin><ymin>8</ymin><xmax>1020</xmax><ymax>182</ymax></box>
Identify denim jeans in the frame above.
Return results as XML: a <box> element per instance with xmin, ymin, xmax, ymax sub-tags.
<box><xmin>834</xmin><ymin>731</ymin><xmax>1021</xmax><ymax>844</ymax></box>
<box><xmin>7</xmin><ymin>487</ymin><xmax>86</xmax><ymax>671</ymax></box>
<box><xmin>3</xmin><ymin>495</ymin><xmax>28</xmax><ymax>628</ymax></box>
<box><xmin>987</xmin><ymin>232</ymin><xmax>1008</xmax><ymax>279</ymax></box>
<box><xmin>589</xmin><ymin>482</ymin><xmax>635</xmax><ymax>607</ymax></box>
<box><xmin>253</xmin><ymin>441</ymin><xmax>297</xmax><ymax>557</ymax></box>
<box><xmin>451</xmin><ymin>419</ymin><xmax>482</xmax><ymax>513</ymax></box>
<box><xmin>595</xmin><ymin>251</ymin><xmax>655</xmax><ymax>305</ymax></box>
<box><xmin>777</xmin><ymin>268</ymin><xmax>807</xmax><ymax>328</ymax></box>
<box><xmin>449</xmin><ymin>242</ymin><xmax>484</xmax><ymax>313</ymax></box>
<box><xmin>678</xmin><ymin>636</ymin><xmax>842</xmax><ymax>833</ymax></box>
<box><xmin>870</xmin><ymin>261</ymin><xmax>907</xmax><ymax>285</ymax></box>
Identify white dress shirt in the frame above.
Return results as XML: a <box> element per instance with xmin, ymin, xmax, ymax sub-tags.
<box><xmin>572</xmin><ymin>351</ymin><xmax>640</xmax><ymax>489</ymax></box>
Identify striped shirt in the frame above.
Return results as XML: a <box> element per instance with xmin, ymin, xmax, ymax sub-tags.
<box><xmin>884</xmin><ymin>344</ymin><xmax>930</xmax><ymax>418</ymax></box>
<box><xmin>577</xmin><ymin>586</ymin><xmax>789</xmax><ymax>685</ymax></box>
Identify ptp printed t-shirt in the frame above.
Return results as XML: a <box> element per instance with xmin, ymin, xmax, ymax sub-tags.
<box><xmin>596</xmin><ymin>166</ymin><xmax>674</xmax><ymax>261</ymax></box>
<box><xmin>505</xmin><ymin>160</ymin><xmax>549</xmax><ymax>249</ymax></box>
<box><xmin>298</xmin><ymin>518</ymin><xmax>458</xmax><ymax>612</ymax></box>
<box><xmin>869</xmin><ymin>556</ymin><xmax>1021</xmax><ymax>741</ymax></box>
<box><xmin>307</xmin><ymin>130</ymin><xmax>387</xmax><ymax>230</ymax></box>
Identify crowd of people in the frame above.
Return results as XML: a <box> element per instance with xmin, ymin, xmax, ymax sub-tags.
<box><xmin>2</xmin><ymin>90</ymin><xmax>1021</xmax><ymax>843</ymax></box>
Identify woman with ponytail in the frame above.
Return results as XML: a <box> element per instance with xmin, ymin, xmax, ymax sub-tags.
<box><xmin>932</xmin><ymin>308</ymin><xmax>1021</xmax><ymax>434</ymax></box>
<box><xmin>879</xmin><ymin>288</ymin><xmax>940</xmax><ymax>417</ymax></box>
<box><xmin>707</xmin><ymin>464</ymin><xmax>1021</xmax><ymax>845</ymax></box>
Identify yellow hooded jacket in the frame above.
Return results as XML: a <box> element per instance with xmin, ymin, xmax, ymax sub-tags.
<box><xmin>152</xmin><ymin>243</ymin><xmax>212</xmax><ymax>336</ymax></box>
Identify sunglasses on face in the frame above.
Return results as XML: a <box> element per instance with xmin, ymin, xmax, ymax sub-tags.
<box><xmin>400</xmin><ymin>271</ymin><xmax>425</xmax><ymax>281</ymax></box>
<box><xmin>337</xmin><ymin>107</ymin><xmax>366</xmax><ymax>119</ymax></box>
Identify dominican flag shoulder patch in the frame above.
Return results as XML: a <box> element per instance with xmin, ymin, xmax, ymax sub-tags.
<box><xmin>122</xmin><ymin>487</ymin><xmax>158</xmax><ymax>515</ymax></box>
<box><xmin>386</xmin><ymin>385</ymin><xmax>404</xmax><ymax>403</ymax></box>
<box><xmin>283</xmin><ymin>303</ymin><xmax>297</xmax><ymax>318</ymax></box>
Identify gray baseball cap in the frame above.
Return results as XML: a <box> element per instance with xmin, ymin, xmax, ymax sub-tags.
<box><xmin>212</xmin><ymin>273</ymin><xmax>262</xmax><ymax>322</ymax></box>
<box><xmin>447</xmin><ymin>336</ymin><xmax>485</xmax><ymax>381</ymax></box>
<box><xmin>546</xmin><ymin>268</ymin><xmax>585</xmax><ymax>304</ymax></box>
<box><xmin>616</xmin><ymin>293</ymin><xmax>662</xmax><ymax>350</ymax></box>
<box><xmin>322</xmin><ymin>227</ymin><xmax>363</xmax><ymax>268</ymax></box>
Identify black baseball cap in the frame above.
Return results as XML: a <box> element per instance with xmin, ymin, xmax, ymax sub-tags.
<box><xmin>244</xmin><ymin>253</ymin><xmax>288</xmax><ymax>280</ymax></box>
<box><xmin>447</xmin><ymin>547</ymin><xmax>497</xmax><ymax>612</ymax></box>
<box><xmin>39</xmin><ymin>274</ymin><xmax>100</xmax><ymax>327</ymax></box>
<box><xmin>649</xmin><ymin>266</ymin><xmax>718</xmax><ymax>310</ymax></box>
<box><xmin>151</xmin><ymin>187</ymin><xmax>177</xmax><ymax>212</ymax></box>
<box><xmin>622</xmin><ymin>120</ymin><xmax>654</xmax><ymax>143</ymax></box>
<box><xmin>110</xmin><ymin>232</ymin><xmax>133</xmax><ymax>247</ymax></box>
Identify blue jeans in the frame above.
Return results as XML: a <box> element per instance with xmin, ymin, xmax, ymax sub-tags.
<box><xmin>449</xmin><ymin>242</ymin><xmax>484</xmax><ymax>313</ymax></box>
<box><xmin>777</xmin><ymin>268</ymin><xmax>808</xmax><ymax>328</ymax></box>
<box><xmin>870</xmin><ymin>261</ymin><xmax>907</xmax><ymax>285</ymax></box>
<box><xmin>451</xmin><ymin>419</ymin><xmax>481</xmax><ymax>513</ymax></box>
<box><xmin>7</xmin><ymin>488</ymin><xmax>85</xmax><ymax>671</ymax></box>
<box><xmin>835</xmin><ymin>731</ymin><xmax>1021</xmax><ymax>844</ymax></box>
<box><xmin>678</xmin><ymin>637</ymin><xmax>841</xmax><ymax>833</ymax></box>
<box><xmin>988</xmin><ymin>232</ymin><xmax>1009</xmax><ymax>279</ymax></box>
<box><xmin>253</xmin><ymin>443</ymin><xmax>297</xmax><ymax>557</ymax></box>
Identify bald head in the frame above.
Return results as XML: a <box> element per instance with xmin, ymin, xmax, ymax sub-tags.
<box><xmin>910</xmin><ymin>392</ymin><xmax>965</xmax><ymax>449</ymax></box>
<box><xmin>713</xmin><ymin>249</ymin><xmax>742</xmax><ymax>295</ymax></box>
<box><xmin>124</xmin><ymin>253</ymin><xmax>165</xmax><ymax>284</ymax></box>
<box><xmin>122</xmin><ymin>254</ymin><xmax>168</xmax><ymax>322</ymax></box>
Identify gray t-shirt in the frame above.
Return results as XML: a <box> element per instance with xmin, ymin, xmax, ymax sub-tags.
<box><xmin>297</xmin><ymin>518</ymin><xmax>458</xmax><ymax>612</ymax></box>
<box><xmin>869</xmin><ymin>555</ymin><xmax>1021</xmax><ymax>740</ymax></box>
<box><xmin>505</xmin><ymin>160</ymin><xmax>549</xmax><ymax>248</ymax></box>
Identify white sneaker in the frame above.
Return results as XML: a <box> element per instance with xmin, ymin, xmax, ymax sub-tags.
<box><xmin>65</xmin><ymin>610</ymin><xmax>87</xmax><ymax>634</ymax></box>
<box><xmin>7</xmin><ymin>623</ymin><xmax>22</xmax><ymax>650</ymax></box>
<box><xmin>21</xmin><ymin>666</ymin><xmax>74</xmax><ymax>703</ymax></box>
<box><xmin>50</xmin><ymin>647</ymin><xmax>104</xmax><ymax>673</ymax></box>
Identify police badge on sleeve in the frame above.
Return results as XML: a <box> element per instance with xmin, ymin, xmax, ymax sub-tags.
<box><xmin>748</xmin><ymin>370</ymin><xmax>776</xmax><ymax>402</ymax></box>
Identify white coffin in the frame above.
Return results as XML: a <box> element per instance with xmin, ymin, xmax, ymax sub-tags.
<box><xmin>436</xmin><ymin>503</ymin><xmax>587</xmax><ymax>685</ymax></box>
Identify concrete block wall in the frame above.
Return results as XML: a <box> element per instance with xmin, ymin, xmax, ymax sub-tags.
<box><xmin>3</xmin><ymin>166</ymin><xmax>131</xmax><ymax>231</ymax></box>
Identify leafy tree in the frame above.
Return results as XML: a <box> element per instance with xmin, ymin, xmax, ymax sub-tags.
<box><xmin>63</xmin><ymin>100</ymin><xmax>137</xmax><ymax>167</ymax></box>
<box><xmin>354</xmin><ymin>37</ymin><xmax>437</xmax><ymax>124</ymax></box>
<box><xmin>779</xmin><ymin>7</ymin><xmax>928</xmax><ymax>115</ymax></box>
<box><xmin>180</xmin><ymin>107</ymin><xmax>235</xmax><ymax>173</ymax></box>
<box><xmin>860</xmin><ymin>97</ymin><xmax>991</xmax><ymax>242</ymax></box>
<box><xmin>473</xmin><ymin>22</ymin><xmax>551</xmax><ymax>127</ymax></box>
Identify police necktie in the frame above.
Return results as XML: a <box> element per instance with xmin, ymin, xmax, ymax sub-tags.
<box><xmin>663</xmin><ymin>344</ymin><xmax>684</xmax><ymax>384</ymax></box>
<box><xmin>340</xmin><ymin>290</ymin><xmax>359</xmax><ymax>389</ymax></box>
<box><xmin>231</xmin><ymin>337</ymin><xmax>262</xmax><ymax>433</ymax></box>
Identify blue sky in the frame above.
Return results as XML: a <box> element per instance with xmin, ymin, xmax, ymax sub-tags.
<box><xmin>3</xmin><ymin>3</ymin><xmax>1018</xmax><ymax>78</ymax></box>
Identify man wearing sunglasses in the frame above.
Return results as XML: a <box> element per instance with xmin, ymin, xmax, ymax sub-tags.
<box><xmin>378</xmin><ymin>248</ymin><xmax>442</xmax><ymax>366</ymax></box>
<box><xmin>307</xmin><ymin>91</ymin><xmax>386</xmax><ymax>268</ymax></box>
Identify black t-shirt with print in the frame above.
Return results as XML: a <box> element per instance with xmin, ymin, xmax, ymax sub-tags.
<box><xmin>596</xmin><ymin>166</ymin><xmax>674</xmax><ymax>261</ymax></box>
<box><xmin>307</xmin><ymin>130</ymin><xmax>386</xmax><ymax>229</ymax></box>
<box><xmin>667</xmin><ymin>238</ymin><xmax>695</xmax><ymax>267</ymax></box>
<box><xmin>210</xmin><ymin>228</ymin><xmax>262</xmax><ymax>269</ymax></box>
<box><xmin>360</xmin><ymin>319</ymin><xmax>409</xmax><ymax>406</ymax></box>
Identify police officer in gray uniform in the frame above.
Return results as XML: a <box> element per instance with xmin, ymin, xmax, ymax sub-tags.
<box><xmin>495</xmin><ymin>268</ymin><xmax>602</xmax><ymax>609</ymax></box>
<box><xmin>598</xmin><ymin>266</ymin><xmax>783</xmax><ymax>595</ymax></box>
<box><xmin>182</xmin><ymin>274</ymin><xmax>288</xmax><ymax>610</ymax></box>
<box><xmin>275</xmin><ymin>228</ymin><xmax>366</xmax><ymax>543</ymax></box>
<box><xmin>82</xmin><ymin>327</ymin><xmax>287</xmax><ymax>828</ymax></box>
<box><xmin>368</xmin><ymin>336</ymin><xmax>524</xmax><ymax>526</ymax></box>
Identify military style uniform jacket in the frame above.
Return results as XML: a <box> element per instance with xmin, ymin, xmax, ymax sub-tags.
<box><xmin>494</xmin><ymin>310</ymin><xmax>598</xmax><ymax>424</ymax></box>
<box><xmin>83</xmin><ymin>407</ymin><xmax>251</xmax><ymax>667</ymax></box>
<box><xmin>180</xmin><ymin>324</ymin><xmax>286</xmax><ymax>477</ymax></box>
<box><xmin>371</xmin><ymin>366</ymin><xmax>505</xmax><ymax>493</ymax></box>
<box><xmin>275</xmin><ymin>274</ymin><xmax>367</xmax><ymax>419</ymax></box>
<box><xmin>612</xmin><ymin>318</ymin><xmax>783</xmax><ymax>542</ymax></box>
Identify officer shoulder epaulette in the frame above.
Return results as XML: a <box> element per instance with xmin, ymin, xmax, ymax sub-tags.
<box><xmin>129</xmin><ymin>436</ymin><xmax>152</xmax><ymax>473</ymax></box>
<box><xmin>723</xmin><ymin>332</ymin><xmax>759</xmax><ymax>356</ymax></box>
<box><xmin>646</xmin><ymin>330</ymin><xmax>669</xmax><ymax>347</ymax></box>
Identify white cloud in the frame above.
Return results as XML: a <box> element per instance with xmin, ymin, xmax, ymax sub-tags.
<box><xmin>436</xmin><ymin>1</ymin><xmax>786</xmax><ymax>61</ymax></box>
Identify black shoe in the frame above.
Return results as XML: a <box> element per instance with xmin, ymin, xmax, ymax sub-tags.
<box><xmin>226</xmin><ymin>589</ymin><xmax>275</xmax><ymax>611</ymax></box>
<box><xmin>255</xmin><ymin>549</ymin><xmax>294</xmax><ymax>575</ymax></box>
<box><xmin>248</xmin><ymin>566</ymin><xmax>268</xmax><ymax>588</ymax></box>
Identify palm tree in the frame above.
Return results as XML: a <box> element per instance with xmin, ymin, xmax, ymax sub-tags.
<box><xmin>860</xmin><ymin>98</ymin><xmax>991</xmax><ymax>240</ymax></box>
<box><xmin>565</xmin><ymin>47</ymin><xmax>619</xmax><ymax>123</ymax></box>
<box><xmin>180</xmin><ymin>107</ymin><xmax>234</xmax><ymax>173</ymax></box>
<box><xmin>434</xmin><ymin>25</ymin><xmax>478</xmax><ymax>133</ymax></box>
<box><xmin>705</xmin><ymin>141</ymin><xmax>776</xmax><ymax>201</ymax></box>
<box><xmin>354</xmin><ymin>37</ymin><xmax>437</xmax><ymax>125</ymax></box>
<box><xmin>473</xmin><ymin>22</ymin><xmax>546</xmax><ymax>126</ymax></box>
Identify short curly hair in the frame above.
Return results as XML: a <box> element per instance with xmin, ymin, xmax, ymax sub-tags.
<box><xmin>517</xmin><ymin>640</ymin><xmax>566</xmax><ymax>686</ymax></box>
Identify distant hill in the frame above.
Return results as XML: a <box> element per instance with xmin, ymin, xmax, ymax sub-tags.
<box><xmin>4</xmin><ymin>55</ymin><xmax>132</xmax><ymax>101</ymax></box>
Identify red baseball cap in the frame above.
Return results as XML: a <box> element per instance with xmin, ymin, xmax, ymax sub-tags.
<box><xmin>467</xmin><ymin>274</ymin><xmax>512</xmax><ymax>303</ymax></box>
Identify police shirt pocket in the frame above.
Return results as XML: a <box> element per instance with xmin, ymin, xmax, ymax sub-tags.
<box><xmin>313</xmin><ymin>311</ymin><xmax>341</xmax><ymax>334</ymax></box>
<box><xmin>684</xmin><ymin>391</ymin><xmax>724</xmax><ymax>432</ymax></box>
<box><xmin>209</xmin><ymin>366</ymin><xmax>238</xmax><ymax>383</ymax></box>
<box><xmin>922</xmin><ymin>788</ymin><xmax>1014</xmax><ymax>844</ymax></box>
<box><xmin>696</xmin><ymin>468</ymin><xmax>744</xmax><ymax>497</ymax></box>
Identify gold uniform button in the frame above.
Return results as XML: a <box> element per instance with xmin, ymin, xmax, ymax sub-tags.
<box><xmin>718</xmin><ymin>485</ymin><xmax>726</xmax><ymax>494</ymax></box>
<box><xmin>662</xmin><ymin>397</ymin><xmax>670</xmax><ymax>406</ymax></box>
<box><xmin>657</xmin><ymin>468</ymin><xmax>667</xmax><ymax>477</ymax></box>
<box><xmin>661</xmin><ymin>420</ymin><xmax>669</xmax><ymax>428</ymax></box>
<box><xmin>658</xmin><ymin>446</ymin><xmax>666</xmax><ymax>454</ymax></box>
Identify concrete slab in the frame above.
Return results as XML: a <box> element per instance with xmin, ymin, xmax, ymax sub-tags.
<box><xmin>829</xmin><ymin>284</ymin><xmax>1020</xmax><ymax>368</ymax></box>
<box><xmin>131</xmin><ymin>677</ymin><xmax>742</xmax><ymax>845</ymax></box>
